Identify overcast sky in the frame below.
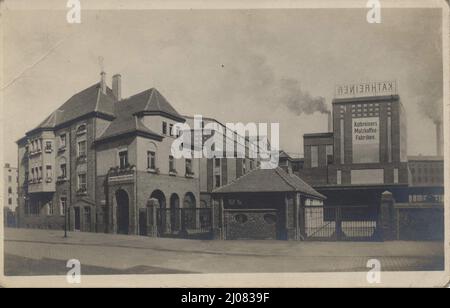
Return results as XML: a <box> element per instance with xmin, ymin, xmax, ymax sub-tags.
<box><xmin>2</xmin><ymin>8</ymin><xmax>443</xmax><ymax>165</ymax></box>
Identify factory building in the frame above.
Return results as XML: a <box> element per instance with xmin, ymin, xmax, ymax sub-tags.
<box><xmin>298</xmin><ymin>81</ymin><xmax>443</xmax><ymax>209</ymax></box>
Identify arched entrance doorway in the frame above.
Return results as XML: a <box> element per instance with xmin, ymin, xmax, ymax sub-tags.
<box><xmin>170</xmin><ymin>193</ymin><xmax>180</xmax><ymax>233</ymax></box>
<box><xmin>115</xmin><ymin>189</ymin><xmax>129</xmax><ymax>234</ymax></box>
<box><xmin>150</xmin><ymin>190</ymin><xmax>166</xmax><ymax>235</ymax></box>
<box><xmin>183</xmin><ymin>192</ymin><xmax>196</xmax><ymax>229</ymax></box>
<box><xmin>150</xmin><ymin>190</ymin><xmax>166</xmax><ymax>208</ymax></box>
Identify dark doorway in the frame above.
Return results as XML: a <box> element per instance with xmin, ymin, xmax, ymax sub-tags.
<box><xmin>116</xmin><ymin>189</ymin><xmax>129</xmax><ymax>234</ymax></box>
<box><xmin>170</xmin><ymin>194</ymin><xmax>180</xmax><ymax>233</ymax></box>
<box><xmin>139</xmin><ymin>208</ymin><xmax>147</xmax><ymax>236</ymax></box>
<box><xmin>74</xmin><ymin>207</ymin><xmax>81</xmax><ymax>231</ymax></box>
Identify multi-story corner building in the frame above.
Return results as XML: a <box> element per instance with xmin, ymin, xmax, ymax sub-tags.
<box><xmin>3</xmin><ymin>163</ymin><xmax>18</xmax><ymax>211</ymax></box>
<box><xmin>16</xmin><ymin>73</ymin><xmax>263</xmax><ymax>235</ymax></box>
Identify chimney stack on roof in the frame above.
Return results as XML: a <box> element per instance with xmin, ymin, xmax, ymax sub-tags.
<box><xmin>112</xmin><ymin>74</ymin><xmax>122</xmax><ymax>100</ymax></box>
<box><xmin>435</xmin><ymin>121</ymin><xmax>443</xmax><ymax>156</ymax></box>
<box><xmin>327</xmin><ymin>111</ymin><xmax>332</xmax><ymax>133</ymax></box>
<box><xmin>100</xmin><ymin>71</ymin><xmax>107</xmax><ymax>94</ymax></box>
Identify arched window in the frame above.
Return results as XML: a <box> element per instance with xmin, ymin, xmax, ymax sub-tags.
<box><xmin>59</xmin><ymin>157</ymin><xmax>67</xmax><ymax>179</ymax></box>
<box><xmin>76</xmin><ymin>124</ymin><xmax>87</xmax><ymax>135</ymax></box>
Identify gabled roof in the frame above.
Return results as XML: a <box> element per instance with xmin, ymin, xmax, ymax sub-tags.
<box><xmin>22</xmin><ymin>79</ymin><xmax>186</xmax><ymax>145</ymax></box>
<box><xmin>279</xmin><ymin>150</ymin><xmax>292</xmax><ymax>160</ymax></box>
<box><xmin>130</xmin><ymin>88</ymin><xmax>184</xmax><ymax>121</ymax></box>
<box><xmin>27</xmin><ymin>83</ymin><xmax>116</xmax><ymax>135</ymax></box>
<box><xmin>95</xmin><ymin>109</ymin><xmax>163</xmax><ymax>144</ymax></box>
<box><xmin>212</xmin><ymin>166</ymin><xmax>326</xmax><ymax>199</ymax></box>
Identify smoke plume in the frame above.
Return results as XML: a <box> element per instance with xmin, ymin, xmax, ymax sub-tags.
<box><xmin>277</xmin><ymin>78</ymin><xmax>329</xmax><ymax>115</ymax></box>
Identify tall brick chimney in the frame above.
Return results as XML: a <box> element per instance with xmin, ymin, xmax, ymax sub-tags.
<box><xmin>435</xmin><ymin>121</ymin><xmax>443</xmax><ymax>156</ymax></box>
<box><xmin>327</xmin><ymin>111</ymin><xmax>332</xmax><ymax>132</ymax></box>
<box><xmin>112</xmin><ymin>74</ymin><xmax>122</xmax><ymax>100</ymax></box>
<box><xmin>100</xmin><ymin>71</ymin><xmax>107</xmax><ymax>94</ymax></box>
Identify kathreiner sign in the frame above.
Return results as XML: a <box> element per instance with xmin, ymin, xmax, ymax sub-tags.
<box><xmin>335</xmin><ymin>81</ymin><xmax>397</xmax><ymax>99</ymax></box>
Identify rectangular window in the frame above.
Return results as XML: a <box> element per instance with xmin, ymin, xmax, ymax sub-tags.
<box><xmin>169</xmin><ymin>155</ymin><xmax>175</xmax><ymax>172</ymax></box>
<box><xmin>118</xmin><ymin>150</ymin><xmax>128</xmax><ymax>169</ymax></box>
<box><xmin>185</xmin><ymin>158</ymin><xmax>193</xmax><ymax>175</ymax></box>
<box><xmin>311</xmin><ymin>146</ymin><xmax>318</xmax><ymax>168</ymax></box>
<box><xmin>393</xmin><ymin>168</ymin><xmax>399</xmax><ymax>184</ymax></box>
<box><xmin>8</xmin><ymin>198</ymin><xmax>12</xmax><ymax>205</ymax></box>
<box><xmin>46</xmin><ymin>165</ymin><xmax>52</xmax><ymax>181</ymax></box>
<box><xmin>337</xmin><ymin>170</ymin><xmax>342</xmax><ymax>185</ymax></box>
<box><xmin>215</xmin><ymin>174</ymin><xmax>221</xmax><ymax>188</ymax></box>
<box><xmin>169</xmin><ymin>123</ymin><xmax>174</xmax><ymax>136</ymax></box>
<box><xmin>8</xmin><ymin>175</ymin><xmax>11</xmax><ymax>182</ymax></box>
<box><xmin>60</xmin><ymin>197</ymin><xmax>67</xmax><ymax>216</ymax></box>
<box><xmin>326</xmin><ymin>145</ymin><xmax>333</xmax><ymax>165</ymax></box>
<box><xmin>78</xmin><ymin>173</ymin><xmax>87</xmax><ymax>191</ymax></box>
<box><xmin>147</xmin><ymin>151</ymin><xmax>156</xmax><ymax>170</ymax></box>
<box><xmin>214</xmin><ymin>158</ymin><xmax>221</xmax><ymax>168</ymax></box>
<box><xmin>45</xmin><ymin>141</ymin><xmax>52</xmax><ymax>152</ymax></box>
<box><xmin>162</xmin><ymin>122</ymin><xmax>167</xmax><ymax>135</ymax></box>
<box><xmin>78</xmin><ymin>140</ymin><xmax>86</xmax><ymax>157</ymax></box>
<box><xmin>387</xmin><ymin>116</ymin><xmax>392</xmax><ymax>162</ymax></box>
<box><xmin>242</xmin><ymin>158</ymin><xmax>247</xmax><ymax>174</ymax></box>
<box><xmin>60</xmin><ymin>163</ymin><xmax>67</xmax><ymax>178</ymax></box>
<box><xmin>39</xmin><ymin>166</ymin><xmax>43</xmax><ymax>180</ymax></box>
<box><xmin>60</xmin><ymin>134</ymin><xmax>66</xmax><ymax>148</ymax></box>
<box><xmin>340</xmin><ymin>119</ymin><xmax>344</xmax><ymax>164</ymax></box>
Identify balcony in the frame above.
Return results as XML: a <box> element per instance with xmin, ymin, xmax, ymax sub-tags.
<box><xmin>27</xmin><ymin>177</ymin><xmax>56</xmax><ymax>193</ymax></box>
<box><xmin>77</xmin><ymin>154</ymin><xmax>87</xmax><ymax>163</ymax></box>
<box><xmin>56</xmin><ymin>175</ymin><xmax>68</xmax><ymax>183</ymax></box>
<box><xmin>108</xmin><ymin>165</ymin><xmax>135</xmax><ymax>183</ymax></box>
<box><xmin>28</xmin><ymin>149</ymin><xmax>42</xmax><ymax>157</ymax></box>
<box><xmin>76</xmin><ymin>186</ymin><xmax>87</xmax><ymax>196</ymax></box>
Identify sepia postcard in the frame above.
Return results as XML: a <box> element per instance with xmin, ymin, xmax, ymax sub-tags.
<box><xmin>0</xmin><ymin>0</ymin><xmax>449</xmax><ymax>290</ymax></box>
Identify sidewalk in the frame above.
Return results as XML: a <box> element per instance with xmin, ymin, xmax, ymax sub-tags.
<box><xmin>3</xmin><ymin>228</ymin><xmax>445</xmax><ymax>275</ymax></box>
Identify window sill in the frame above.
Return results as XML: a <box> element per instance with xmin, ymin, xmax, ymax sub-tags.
<box><xmin>169</xmin><ymin>171</ymin><xmax>178</xmax><ymax>176</ymax></box>
<box><xmin>147</xmin><ymin>168</ymin><xmax>159</xmax><ymax>174</ymax></box>
<box><xmin>185</xmin><ymin>173</ymin><xmax>195</xmax><ymax>178</ymax></box>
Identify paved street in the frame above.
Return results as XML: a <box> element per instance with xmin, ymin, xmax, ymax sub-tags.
<box><xmin>3</xmin><ymin>228</ymin><xmax>445</xmax><ymax>275</ymax></box>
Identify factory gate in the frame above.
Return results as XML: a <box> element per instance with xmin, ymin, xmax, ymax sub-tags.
<box><xmin>303</xmin><ymin>205</ymin><xmax>379</xmax><ymax>241</ymax></box>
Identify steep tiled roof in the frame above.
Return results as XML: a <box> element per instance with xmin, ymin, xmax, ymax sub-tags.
<box><xmin>95</xmin><ymin>106</ymin><xmax>162</xmax><ymax>143</ymax></box>
<box><xmin>116</xmin><ymin>88</ymin><xmax>184</xmax><ymax>121</ymax></box>
<box><xmin>28</xmin><ymin>83</ymin><xmax>116</xmax><ymax>134</ymax></box>
<box><xmin>24</xmin><ymin>79</ymin><xmax>186</xmax><ymax>145</ymax></box>
<box><xmin>213</xmin><ymin>167</ymin><xmax>326</xmax><ymax>199</ymax></box>
<box><xmin>95</xmin><ymin>88</ymin><xmax>183</xmax><ymax>143</ymax></box>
